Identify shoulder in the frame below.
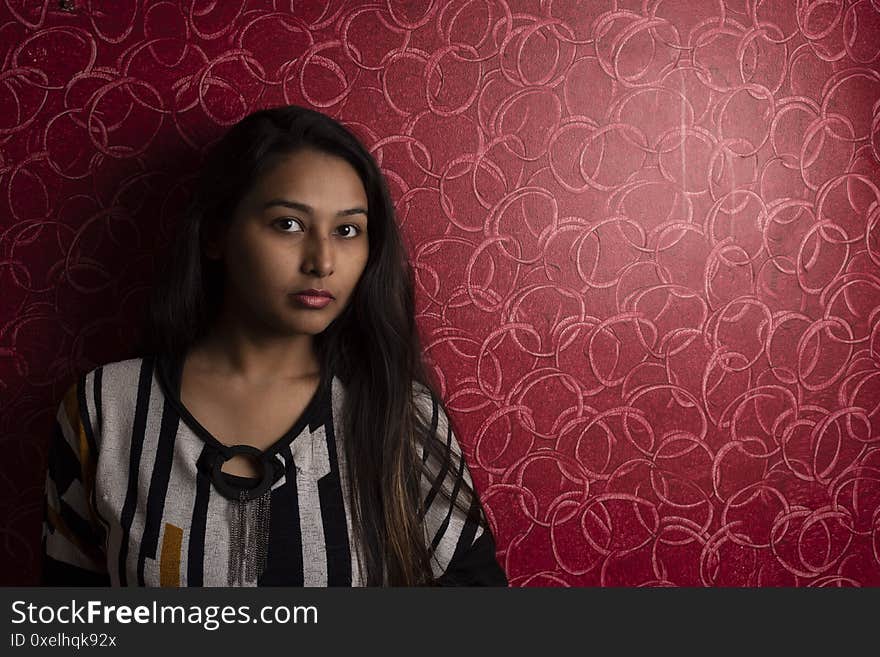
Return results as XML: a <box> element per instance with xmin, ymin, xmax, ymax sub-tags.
<box><xmin>61</xmin><ymin>356</ymin><xmax>148</xmax><ymax>399</ymax></box>
<box><xmin>411</xmin><ymin>380</ymin><xmax>446</xmax><ymax>421</ymax></box>
<box><xmin>56</xmin><ymin>356</ymin><xmax>151</xmax><ymax>449</ymax></box>
<box><xmin>411</xmin><ymin>382</ymin><xmax>461</xmax><ymax>450</ymax></box>
<box><xmin>81</xmin><ymin>356</ymin><xmax>159</xmax><ymax>405</ymax></box>
<box><xmin>411</xmin><ymin>379</ymin><xmax>433</xmax><ymax>409</ymax></box>
<box><xmin>79</xmin><ymin>356</ymin><xmax>147</xmax><ymax>412</ymax></box>
<box><xmin>93</xmin><ymin>355</ymin><xmax>149</xmax><ymax>382</ymax></box>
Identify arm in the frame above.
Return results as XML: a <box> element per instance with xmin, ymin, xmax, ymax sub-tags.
<box><xmin>435</xmin><ymin>509</ymin><xmax>508</xmax><ymax>587</ymax></box>
<box><xmin>416</xmin><ymin>388</ymin><xmax>508</xmax><ymax>587</ymax></box>
<box><xmin>41</xmin><ymin>379</ymin><xmax>111</xmax><ymax>586</ymax></box>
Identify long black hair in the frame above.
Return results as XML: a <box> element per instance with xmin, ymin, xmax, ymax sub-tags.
<box><xmin>135</xmin><ymin>104</ymin><xmax>486</xmax><ymax>585</ymax></box>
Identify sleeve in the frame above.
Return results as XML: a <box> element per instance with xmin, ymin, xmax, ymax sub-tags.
<box><xmin>415</xmin><ymin>387</ymin><xmax>508</xmax><ymax>587</ymax></box>
<box><xmin>41</xmin><ymin>377</ymin><xmax>111</xmax><ymax>586</ymax></box>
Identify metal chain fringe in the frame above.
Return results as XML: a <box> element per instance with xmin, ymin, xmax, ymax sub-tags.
<box><xmin>227</xmin><ymin>488</ymin><xmax>272</xmax><ymax>586</ymax></box>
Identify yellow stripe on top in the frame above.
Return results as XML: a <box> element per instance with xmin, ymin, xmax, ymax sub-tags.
<box><xmin>160</xmin><ymin>523</ymin><xmax>184</xmax><ymax>586</ymax></box>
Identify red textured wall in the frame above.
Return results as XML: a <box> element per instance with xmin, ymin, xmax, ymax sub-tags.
<box><xmin>3</xmin><ymin>1</ymin><xmax>880</xmax><ymax>587</ymax></box>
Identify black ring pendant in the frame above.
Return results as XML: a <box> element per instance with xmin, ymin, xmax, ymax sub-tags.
<box><xmin>209</xmin><ymin>444</ymin><xmax>278</xmax><ymax>502</ymax></box>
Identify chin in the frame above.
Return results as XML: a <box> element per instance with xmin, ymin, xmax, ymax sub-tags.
<box><xmin>284</xmin><ymin>316</ymin><xmax>333</xmax><ymax>332</ymax></box>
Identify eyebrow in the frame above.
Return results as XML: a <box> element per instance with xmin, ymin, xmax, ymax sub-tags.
<box><xmin>262</xmin><ymin>198</ymin><xmax>368</xmax><ymax>218</ymax></box>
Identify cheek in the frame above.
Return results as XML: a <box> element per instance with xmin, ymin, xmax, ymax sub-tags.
<box><xmin>349</xmin><ymin>243</ymin><xmax>369</xmax><ymax>275</ymax></box>
<box><xmin>228</xmin><ymin>240</ymin><xmax>289</xmax><ymax>289</ymax></box>
<box><xmin>251</xmin><ymin>233</ymin><xmax>287</xmax><ymax>264</ymax></box>
<box><xmin>342</xmin><ymin>252</ymin><xmax>369</xmax><ymax>286</ymax></box>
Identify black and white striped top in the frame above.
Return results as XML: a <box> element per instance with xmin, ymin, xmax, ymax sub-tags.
<box><xmin>41</xmin><ymin>353</ymin><xmax>507</xmax><ymax>587</ymax></box>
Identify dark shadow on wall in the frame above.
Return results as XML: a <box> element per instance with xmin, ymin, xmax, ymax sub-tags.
<box><xmin>3</xmin><ymin>139</ymin><xmax>210</xmax><ymax>586</ymax></box>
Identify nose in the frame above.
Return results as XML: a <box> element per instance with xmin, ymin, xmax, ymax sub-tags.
<box><xmin>301</xmin><ymin>231</ymin><xmax>333</xmax><ymax>276</ymax></box>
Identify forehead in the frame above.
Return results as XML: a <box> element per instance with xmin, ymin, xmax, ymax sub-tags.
<box><xmin>250</xmin><ymin>149</ymin><xmax>368</xmax><ymax>204</ymax></box>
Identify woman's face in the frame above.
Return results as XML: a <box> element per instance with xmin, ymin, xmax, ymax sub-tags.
<box><xmin>205</xmin><ymin>147</ymin><xmax>370</xmax><ymax>339</ymax></box>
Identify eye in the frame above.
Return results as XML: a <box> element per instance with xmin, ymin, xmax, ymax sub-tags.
<box><xmin>336</xmin><ymin>224</ymin><xmax>362</xmax><ymax>238</ymax></box>
<box><xmin>273</xmin><ymin>218</ymin><xmax>362</xmax><ymax>238</ymax></box>
<box><xmin>273</xmin><ymin>218</ymin><xmax>303</xmax><ymax>233</ymax></box>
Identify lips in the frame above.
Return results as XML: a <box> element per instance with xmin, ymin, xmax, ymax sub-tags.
<box><xmin>293</xmin><ymin>288</ymin><xmax>334</xmax><ymax>299</ymax></box>
<box><xmin>291</xmin><ymin>290</ymin><xmax>334</xmax><ymax>309</ymax></box>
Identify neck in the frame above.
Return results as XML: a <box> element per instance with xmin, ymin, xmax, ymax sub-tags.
<box><xmin>191</xmin><ymin>320</ymin><xmax>320</xmax><ymax>386</ymax></box>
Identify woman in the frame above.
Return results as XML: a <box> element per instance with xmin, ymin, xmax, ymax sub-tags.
<box><xmin>41</xmin><ymin>105</ymin><xmax>507</xmax><ymax>587</ymax></box>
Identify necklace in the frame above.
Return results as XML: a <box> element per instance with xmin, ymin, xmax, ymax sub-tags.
<box><xmin>204</xmin><ymin>444</ymin><xmax>280</xmax><ymax>585</ymax></box>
